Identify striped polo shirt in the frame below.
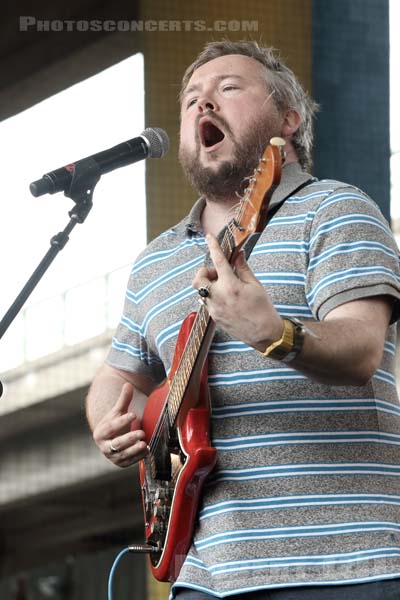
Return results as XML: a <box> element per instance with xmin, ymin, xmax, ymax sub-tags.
<box><xmin>107</xmin><ymin>163</ymin><xmax>400</xmax><ymax>597</ymax></box>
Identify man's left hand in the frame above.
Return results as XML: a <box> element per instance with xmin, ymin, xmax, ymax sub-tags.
<box><xmin>192</xmin><ymin>234</ymin><xmax>283</xmax><ymax>351</ymax></box>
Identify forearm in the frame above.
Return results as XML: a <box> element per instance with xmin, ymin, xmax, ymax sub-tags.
<box><xmin>288</xmin><ymin>317</ymin><xmax>382</xmax><ymax>385</ymax></box>
<box><xmin>86</xmin><ymin>365</ymin><xmax>128</xmax><ymax>430</ymax></box>
<box><xmin>254</xmin><ymin>297</ymin><xmax>393</xmax><ymax>386</ymax></box>
<box><xmin>86</xmin><ymin>363</ymin><xmax>151</xmax><ymax>430</ymax></box>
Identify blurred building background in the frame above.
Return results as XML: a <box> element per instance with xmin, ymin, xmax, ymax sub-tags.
<box><xmin>0</xmin><ymin>0</ymin><xmax>398</xmax><ymax>598</ymax></box>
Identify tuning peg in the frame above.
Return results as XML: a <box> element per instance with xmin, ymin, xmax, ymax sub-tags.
<box><xmin>269</xmin><ymin>137</ymin><xmax>286</xmax><ymax>161</ymax></box>
<box><xmin>270</xmin><ymin>137</ymin><xmax>285</xmax><ymax>147</ymax></box>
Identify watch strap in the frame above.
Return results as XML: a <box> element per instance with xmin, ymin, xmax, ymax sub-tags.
<box><xmin>259</xmin><ymin>318</ymin><xmax>305</xmax><ymax>362</ymax></box>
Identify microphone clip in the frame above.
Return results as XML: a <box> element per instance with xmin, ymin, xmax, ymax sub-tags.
<box><xmin>65</xmin><ymin>157</ymin><xmax>101</xmax><ymax>223</ymax></box>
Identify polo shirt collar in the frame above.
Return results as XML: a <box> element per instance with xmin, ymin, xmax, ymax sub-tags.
<box><xmin>185</xmin><ymin>162</ymin><xmax>313</xmax><ymax>237</ymax></box>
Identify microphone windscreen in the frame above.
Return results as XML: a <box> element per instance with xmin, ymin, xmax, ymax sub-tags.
<box><xmin>143</xmin><ymin>127</ymin><xmax>169</xmax><ymax>158</ymax></box>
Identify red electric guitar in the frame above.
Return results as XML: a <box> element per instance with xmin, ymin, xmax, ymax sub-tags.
<box><xmin>131</xmin><ymin>139</ymin><xmax>284</xmax><ymax>582</ymax></box>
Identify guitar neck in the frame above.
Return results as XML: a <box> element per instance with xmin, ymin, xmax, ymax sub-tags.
<box><xmin>166</xmin><ymin>228</ymin><xmax>237</xmax><ymax>426</ymax></box>
<box><xmin>166</xmin><ymin>142</ymin><xmax>283</xmax><ymax>427</ymax></box>
<box><xmin>166</xmin><ymin>305</ymin><xmax>211</xmax><ymax>426</ymax></box>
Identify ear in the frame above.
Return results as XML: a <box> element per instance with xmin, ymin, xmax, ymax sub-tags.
<box><xmin>281</xmin><ymin>109</ymin><xmax>301</xmax><ymax>139</ymax></box>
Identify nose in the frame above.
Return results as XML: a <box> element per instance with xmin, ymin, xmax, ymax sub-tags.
<box><xmin>197</xmin><ymin>94</ymin><xmax>219</xmax><ymax>113</ymax></box>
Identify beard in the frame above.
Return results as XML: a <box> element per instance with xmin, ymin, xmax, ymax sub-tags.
<box><xmin>179</xmin><ymin>111</ymin><xmax>281</xmax><ymax>202</ymax></box>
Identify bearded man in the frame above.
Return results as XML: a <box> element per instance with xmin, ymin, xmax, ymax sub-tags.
<box><xmin>86</xmin><ymin>41</ymin><xmax>400</xmax><ymax>600</ymax></box>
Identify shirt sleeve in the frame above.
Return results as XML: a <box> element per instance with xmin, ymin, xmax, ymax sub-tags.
<box><xmin>305</xmin><ymin>185</ymin><xmax>400</xmax><ymax>322</ymax></box>
<box><xmin>106</xmin><ymin>261</ymin><xmax>167</xmax><ymax>385</ymax></box>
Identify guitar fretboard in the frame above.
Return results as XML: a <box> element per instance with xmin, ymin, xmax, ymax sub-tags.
<box><xmin>166</xmin><ymin>226</ymin><xmax>236</xmax><ymax>426</ymax></box>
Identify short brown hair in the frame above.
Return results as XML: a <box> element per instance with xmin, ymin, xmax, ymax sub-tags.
<box><xmin>180</xmin><ymin>40</ymin><xmax>319</xmax><ymax>171</ymax></box>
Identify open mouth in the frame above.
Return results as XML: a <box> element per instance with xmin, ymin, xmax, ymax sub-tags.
<box><xmin>199</xmin><ymin>120</ymin><xmax>225</xmax><ymax>149</ymax></box>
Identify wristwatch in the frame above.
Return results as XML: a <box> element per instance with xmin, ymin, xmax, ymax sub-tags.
<box><xmin>259</xmin><ymin>318</ymin><xmax>305</xmax><ymax>363</ymax></box>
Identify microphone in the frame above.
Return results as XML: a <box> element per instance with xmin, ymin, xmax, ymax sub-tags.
<box><xmin>29</xmin><ymin>127</ymin><xmax>169</xmax><ymax>197</ymax></box>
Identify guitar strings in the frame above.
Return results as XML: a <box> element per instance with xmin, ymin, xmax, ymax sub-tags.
<box><xmin>147</xmin><ymin>304</ymin><xmax>210</xmax><ymax>456</ymax></box>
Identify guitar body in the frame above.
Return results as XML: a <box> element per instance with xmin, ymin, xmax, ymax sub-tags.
<box><xmin>139</xmin><ymin>312</ymin><xmax>217</xmax><ymax>582</ymax></box>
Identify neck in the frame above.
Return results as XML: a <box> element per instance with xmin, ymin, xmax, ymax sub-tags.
<box><xmin>199</xmin><ymin>148</ymin><xmax>300</xmax><ymax>236</ymax></box>
<box><xmin>201</xmin><ymin>196</ymin><xmax>238</xmax><ymax>236</ymax></box>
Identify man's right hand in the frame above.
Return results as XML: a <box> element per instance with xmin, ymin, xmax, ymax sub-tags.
<box><xmin>92</xmin><ymin>381</ymin><xmax>148</xmax><ymax>468</ymax></box>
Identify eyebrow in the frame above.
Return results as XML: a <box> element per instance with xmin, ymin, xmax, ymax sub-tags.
<box><xmin>183</xmin><ymin>74</ymin><xmax>246</xmax><ymax>98</ymax></box>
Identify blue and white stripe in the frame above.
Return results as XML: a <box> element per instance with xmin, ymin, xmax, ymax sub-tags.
<box><xmin>306</xmin><ymin>265</ymin><xmax>399</xmax><ymax>306</ymax></box>
<box><xmin>212</xmin><ymin>431</ymin><xmax>400</xmax><ymax>451</ymax></box>
<box><xmin>208</xmin><ymin>463</ymin><xmax>400</xmax><ymax>484</ymax></box>
<box><xmin>251</xmin><ymin>241</ymin><xmax>309</xmax><ymax>256</ymax></box>
<box><xmin>211</xmin><ymin>398</ymin><xmax>400</xmax><ymax>419</ymax></box>
<box><xmin>199</xmin><ymin>493</ymin><xmax>400</xmax><ymax>521</ymax></box>
<box><xmin>195</xmin><ymin>521</ymin><xmax>400</xmax><ymax>551</ymax></box>
<box><xmin>111</xmin><ymin>337</ymin><xmax>162</xmax><ymax>365</ymax></box>
<box><xmin>132</xmin><ymin>237</ymin><xmax>206</xmax><ymax>275</ymax></box>
<box><xmin>310</xmin><ymin>214</ymin><xmax>393</xmax><ymax>249</ymax></box>
<box><xmin>317</xmin><ymin>191</ymin><xmax>376</xmax><ymax>212</ymax></box>
<box><xmin>127</xmin><ymin>255</ymin><xmax>204</xmax><ymax>304</ymax></box>
<box><xmin>308</xmin><ymin>241</ymin><xmax>398</xmax><ymax>271</ymax></box>
<box><xmin>185</xmin><ymin>547</ymin><xmax>400</xmax><ymax>577</ymax></box>
<box><xmin>208</xmin><ymin>368</ymin><xmax>306</xmax><ymax>387</ymax></box>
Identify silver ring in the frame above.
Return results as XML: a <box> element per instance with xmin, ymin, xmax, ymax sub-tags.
<box><xmin>198</xmin><ymin>284</ymin><xmax>211</xmax><ymax>298</ymax></box>
<box><xmin>109</xmin><ymin>442</ymin><xmax>120</xmax><ymax>454</ymax></box>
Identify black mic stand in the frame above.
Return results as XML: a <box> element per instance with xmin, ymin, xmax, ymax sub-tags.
<box><xmin>0</xmin><ymin>158</ymin><xmax>101</xmax><ymax>397</ymax></box>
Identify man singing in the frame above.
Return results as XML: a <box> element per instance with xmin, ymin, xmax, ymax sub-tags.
<box><xmin>86</xmin><ymin>41</ymin><xmax>400</xmax><ymax>599</ymax></box>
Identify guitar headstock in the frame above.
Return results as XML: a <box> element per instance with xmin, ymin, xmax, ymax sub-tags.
<box><xmin>227</xmin><ymin>137</ymin><xmax>285</xmax><ymax>252</ymax></box>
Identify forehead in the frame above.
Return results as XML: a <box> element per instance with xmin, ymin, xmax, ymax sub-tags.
<box><xmin>184</xmin><ymin>54</ymin><xmax>268</xmax><ymax>94</ymax></box>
